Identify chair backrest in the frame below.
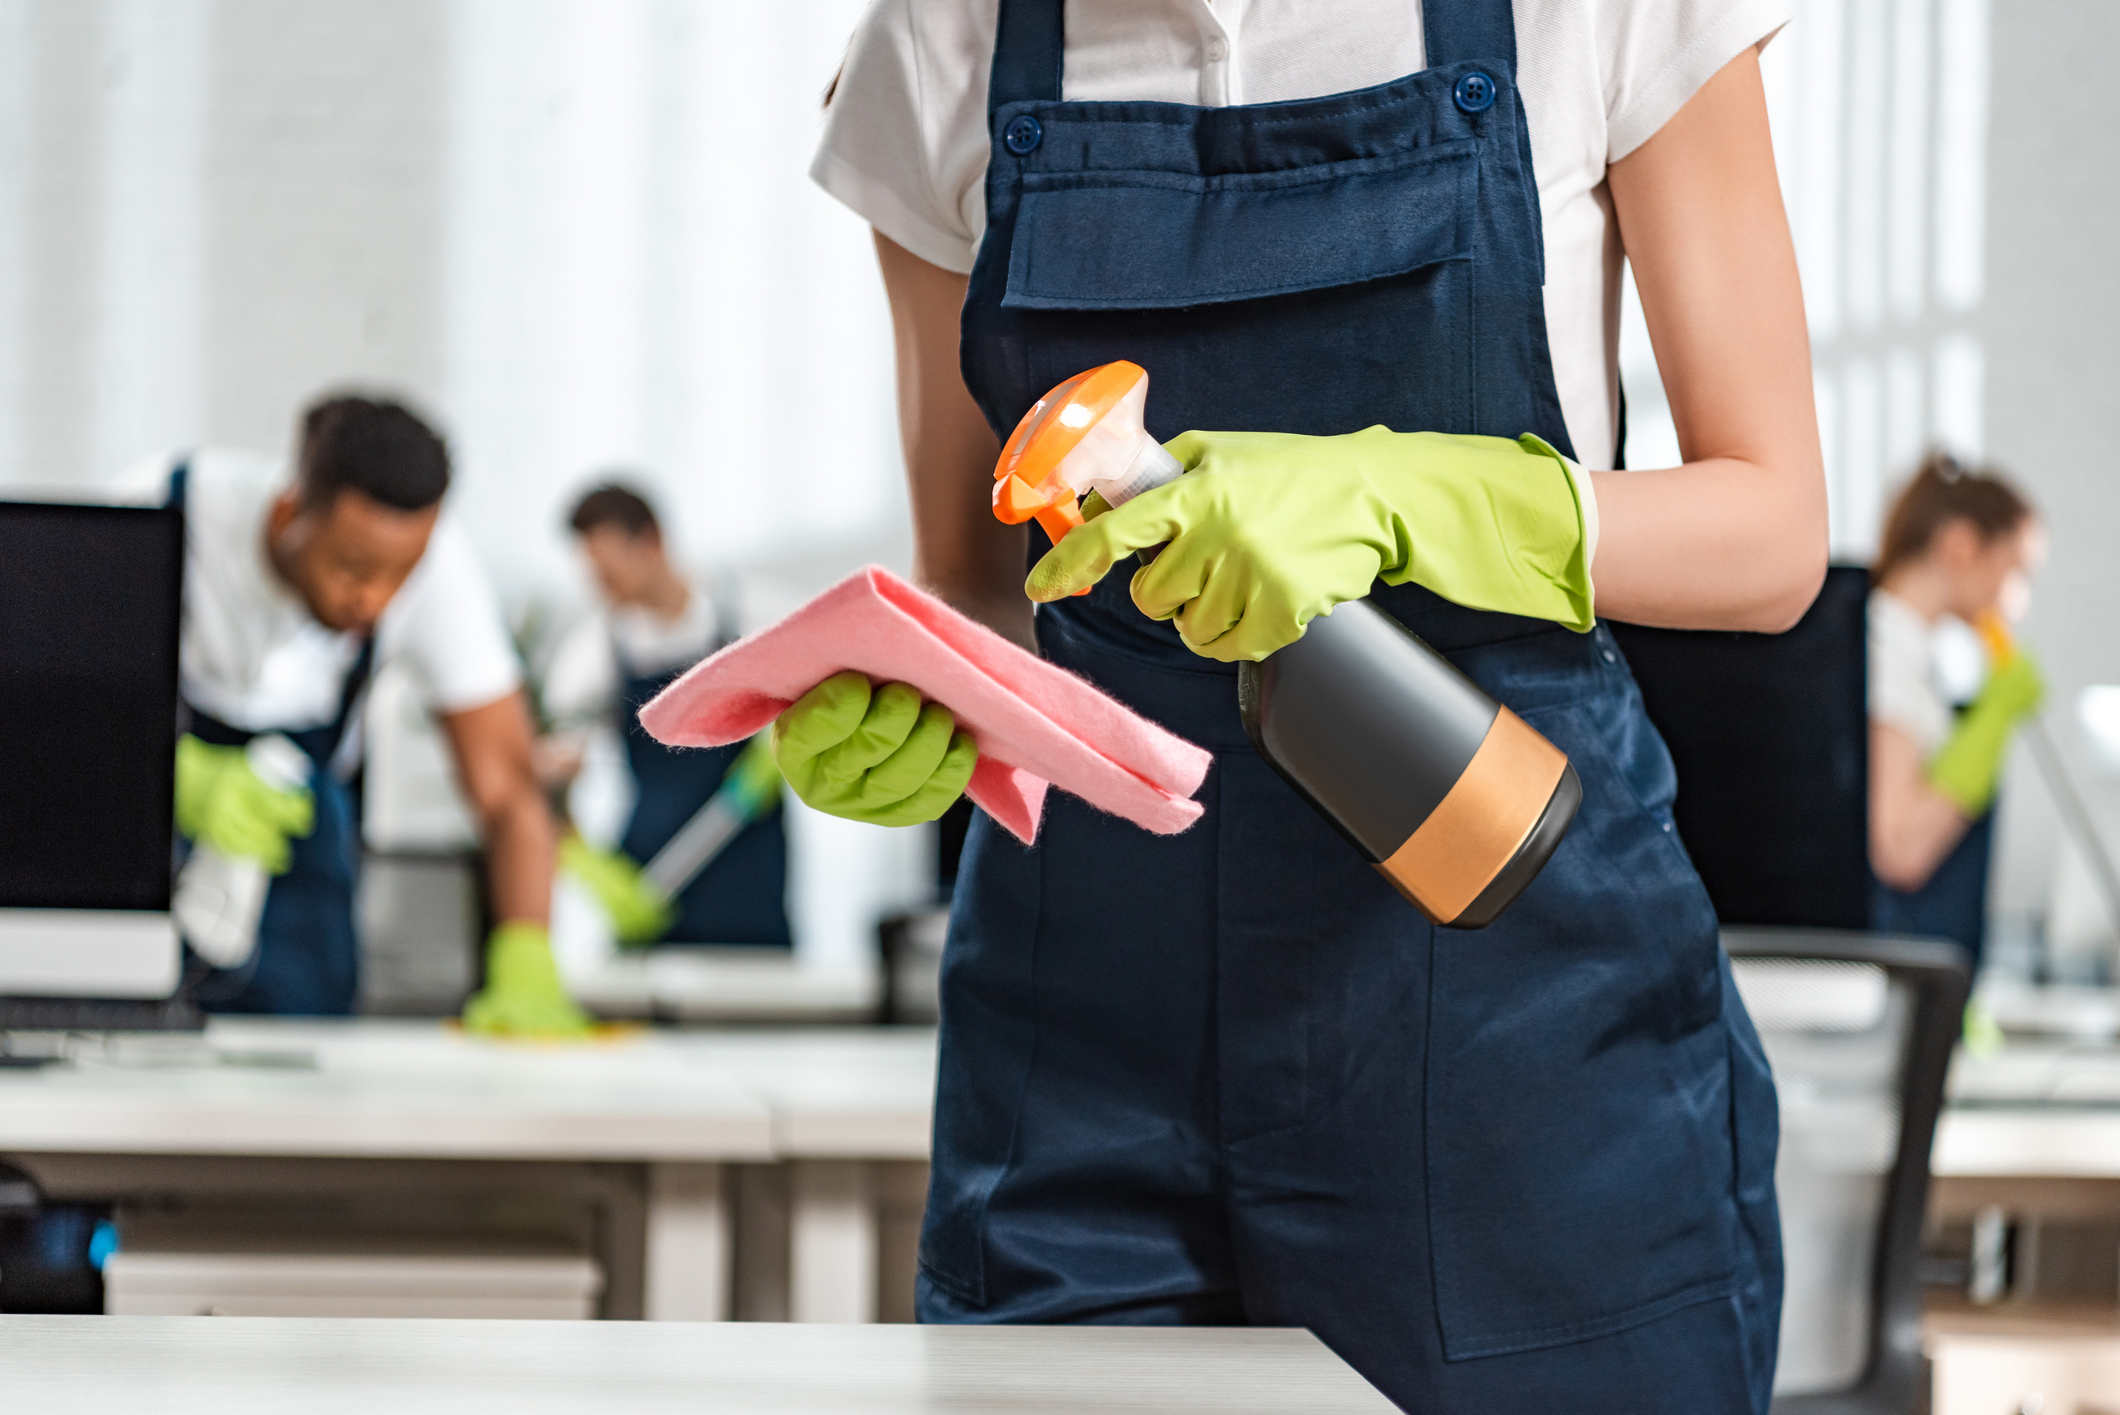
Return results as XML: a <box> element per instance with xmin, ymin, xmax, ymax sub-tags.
<box><xmin>1723</xmin><ymin>928</ymin><xmax>1969</xmax><ymax>1415</ymax></box>
<box><xmin>1613</xmin><ymin>566</ymin><xmax>1871</xmax><ymax>929</ymax></box>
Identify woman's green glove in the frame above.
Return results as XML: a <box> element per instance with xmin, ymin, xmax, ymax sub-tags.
<box><xmin>462</xmin><ymin>922</ymin><xmax>593</xmax><ymax>1037</ymax></box>
<box><xmin>771</xmin><ymin>671</ymin><xmax>977</xmax><ymax>827</ymax></box>
<box><xmin>1026</xmin><ymin>427</ymin><xmax>1597</xmax><ymax>663</ymax></box>
<box><xmin>1929</xmin><ymin>649</ymin><xmax>2046</xmax><ymax>815</ymax></box>
<box><xmin>174</xmin><ymin>734</ymin><xmax>315</xmax><ymax>874</ymax></box>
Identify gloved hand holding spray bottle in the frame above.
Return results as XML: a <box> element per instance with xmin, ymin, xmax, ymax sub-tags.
<box><xmin>993</xmin><ymin>362</ymin><xmax>1584</xmax><ymax>926</ymax></box>
<box><xmin>172</xmin><ymin>732</ymin><xmax>315</xmax><ymax>968</ymax></box>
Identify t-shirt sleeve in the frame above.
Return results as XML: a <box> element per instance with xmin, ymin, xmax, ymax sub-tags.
<box><xmin>387</xmin><ymin>521</ymin><xmax>523</xmax><ymax>716</ymax></box>
<box><xmin>810</xmin><ymin>0</ymin><xmax>992</xmax><ymax>274</ymax></box>
<box><xmin>1597</xmin><ymin>0</ymin><xmax>1792</xmax><ymax>163</ymax></box>
<box><xmin>1868</xmin><ymin>595</ymin><xmax>1951</xmax><ymax>755</ymax></box>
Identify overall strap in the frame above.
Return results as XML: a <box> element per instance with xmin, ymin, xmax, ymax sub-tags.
<box><xmin>322</xmin><ymin>634</ymin><xmax>376</xmax><ymax>759</ymax></box>
<box><xmin>165</xmin><ymin>456</ymin><xmax>192</xmax><ymax>509</ymax></box>
<box><xmin>989</xmin><ymin>0</ymin><xmax>1063</xmax><ymax>114</ymax></box>
<box><xmin>1423</xmin><ymin>0</ymin><xmax>1519</xmax><ymax>76</ymax></box>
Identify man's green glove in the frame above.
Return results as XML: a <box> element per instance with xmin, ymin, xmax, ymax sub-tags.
<box><xmin>559</xmin><ymin>834</ymin><xmax>674</xmax><ymax>946</ymax></box>
<box><xmin>173</xmin><ymin>734</ymin><xmax>315</xmax><ymax>874</ymax></box>
<box><xmin>1026</xmin><ymin>427</ymin><xmax>1597</xmax><ymax>663</ymax></box>
<box><xmin>1929</xmin><ymin>649</ymin><xmax>2046</xmax><ymax>815</ymax></box>
<box><xmin>461</xmin><ymin>921</ymin><xmax>593</xmax><ymax>1037</ymax></box>
<box><xmin>771</xmin><ymin>671</ymin><xmax>977</xmax><ymax>827</ymax></box>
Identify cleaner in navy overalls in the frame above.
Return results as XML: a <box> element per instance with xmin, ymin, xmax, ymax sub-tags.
<box><xmin>1866</xmin><ymin>453</ymin><xmax>2046</xmax><ymax>973</ymax></box>
<box><xmin>132</xmin><ymin>395</ymin><xmax>589</xmax><ymax>1035</ymax></box>
<box><xmin>791</xmin><ymin>3</ymin><xmax>1829</xmax><ymax>1407</ymax></box>
<box><xmin>538</xmin><ymin>483</ymin><xmax>790</xmax><ymax>947</ymax></box>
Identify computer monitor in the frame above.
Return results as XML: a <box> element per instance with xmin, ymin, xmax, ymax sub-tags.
<box><xmin>0</xmin><ymin>499</ymin><xmax>183</xmax><ymax>997</ymax></box>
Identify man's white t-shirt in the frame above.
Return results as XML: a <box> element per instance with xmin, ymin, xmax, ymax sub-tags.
<box><xmin>116</xmin><ymin>448</ymin><xmax>521</xmax><ymax>745</ymax></box>
<box><xmin>811</xmin><ymin>0</ymin><xmax>1787</xmax><ymax>470</ymax></box>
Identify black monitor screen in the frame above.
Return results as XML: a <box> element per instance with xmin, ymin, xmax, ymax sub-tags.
<box><xmin>0</xmin><ymin>501</ymin><xmax>182</xmax><ymax>911</ymax></box>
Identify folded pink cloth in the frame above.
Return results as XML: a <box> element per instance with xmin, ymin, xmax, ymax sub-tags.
<box><xmin>637</xmin><ymin>566</ymin><xmax>1211</xmax><ymax>844</ymax></box>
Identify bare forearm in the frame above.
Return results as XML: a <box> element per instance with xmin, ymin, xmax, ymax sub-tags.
<box><xmin>1599</xmin><ymin>46</ymin><xmax>1828</xmax><ymax>633</ymax></box>
<box><xmin>874</xmin><ymin>230</ymin><xmax>1031</xmax><ymax>648</ymax></box>
<box><xmin>482</xmin><ymin>790</ymin><xmax>556</xmax><ymax>925</ymax></box>
<box><xmin>1590</xmin><ymin>458</ymin><xmax>1826</xmax><ymax>631</ymax></box>
<box><xmin>1870</xmin><ymin>722</ymin><xmax>1969</xmax><ymax>890</ymax></box>
<box><xmin>440</xmin><ymin>692</ymin><xmax>557</xmax><ymax>927</ymax></box>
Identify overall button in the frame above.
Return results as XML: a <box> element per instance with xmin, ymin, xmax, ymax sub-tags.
<box><xmin>1003</xmin><ymin>115</ymin><xmax>1043</xmax><ymax>155</ymax></box>
<box><xmin>1453</xmin><ymin>71</ymin><xmax>1497</xmax><ymax>114</ymax></box>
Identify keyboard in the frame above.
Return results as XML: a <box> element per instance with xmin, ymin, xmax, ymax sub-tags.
<box><xmin>0</xmin><ymin>995</ymin><xmax>204</xmax><ymax>1032</ymax></box>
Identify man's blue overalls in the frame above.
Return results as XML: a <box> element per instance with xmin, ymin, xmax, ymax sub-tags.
<box><xmin>923</xmin><ymin>3</ymin><xmax>1785</xmax><ymax>1409</ymax></box>
<box><xmin>616</xmin><ymin>655</ymin><xmax>789</xmax><ymax>946</ymax></box>
<box><xmin>171</xmin><ymin>465</ymin><xmax>370</xmax><ymax>1016</ymax></box>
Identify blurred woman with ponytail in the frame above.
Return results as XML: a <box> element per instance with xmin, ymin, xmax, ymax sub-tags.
<box><xmin>1869</xmin><ymin>451</ymin><xmax>2045</xmax><ymax>969</ymax></box>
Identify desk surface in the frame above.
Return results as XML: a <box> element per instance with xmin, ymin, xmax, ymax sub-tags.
<box><xmin>0</xmin><ymin>1019</ymin><xmax>940</xmax><ymax>1163</ymax></box>
<box><xmin>1936</xmin><ymin>1041</ymin><xmax>2120</xmax><ymax>1178</ymax></box>
<box><xmin>0</xmin><ymin>1020</ymin><xmax>766</xmax><ymax>1161</ymax></box>
<box><xmin>24</xmin><ymin>1018</ymin><xmax>2120</xmax><ymax>1180</ymax></box>
<box><xmin>0</xmin><ymin>1315</ymin><xmax>1394</xmax><ymax>1413</ymax></box>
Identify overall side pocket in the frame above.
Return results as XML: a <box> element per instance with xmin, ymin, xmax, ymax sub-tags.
<box><xmin>1424</xmin><ymin>697</ymin><xmax>1739</xmax><ymax>1360</ymax></box>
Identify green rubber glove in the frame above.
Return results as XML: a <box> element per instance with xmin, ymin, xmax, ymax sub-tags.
<box><xmin>1026</xmin><ymin>427</ymin><xmax>1596</xmax><ymax>662</ymax></box>
<box><xmin>771</xmin><ymin>671</ymin><xmax>977</xmax><ymax>827</ymax></box>
<box><xmin>559</xmin><ymin>834</ymin><xmax>674</xmax><ymax>946</ymax></box>
<box><xmin>462</xmin><ymin>921</ymin><xmax>593</xmax><ymax>1038</ymax></box>
<box><xmin>173</xmin><ymin>734</ymin><xmax>315</xmax><ymax>874</ymax></box>
<box><xmin>1928</xmin><ymin>649</ymin><xmax>2045</xmax><ymax>815</ymax></box>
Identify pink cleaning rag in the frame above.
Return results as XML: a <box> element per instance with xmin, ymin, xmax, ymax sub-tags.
<box><xmin>636</xmin><ymin>565</ymin><xmax>1211</xmax><ymax>844</ymax></box>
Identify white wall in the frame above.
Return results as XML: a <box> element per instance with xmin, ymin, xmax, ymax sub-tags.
<box><xmin>1980</xmin><ymin>0</ymin><xmax>2120</xmax><ymax>943</ymax></box>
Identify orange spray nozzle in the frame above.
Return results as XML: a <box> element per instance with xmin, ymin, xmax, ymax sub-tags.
<box><xmin>991</xmin><ymin>361</ymin><xmax>1153</xmax><ymax>554</ymax></box>
<box><xmin>1973</xmin><ymin>608</ymin><xmax>2016</xmax><ymax>666</ymax></box>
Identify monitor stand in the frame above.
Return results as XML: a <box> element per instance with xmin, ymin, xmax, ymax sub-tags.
<box><xmin>0</xmin><ymin>910</ymin><xmax>195</xmax><ymax>1031</ymax></box>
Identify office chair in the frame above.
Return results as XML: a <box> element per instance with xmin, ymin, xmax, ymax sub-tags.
<box><xmin>1612</xmin><ymin>566</ymin><xmax>1872</xmax><ymax>930</ymax></box>
<box><xmin>1616</xmin><ymin>574</ymin><xmax>1971</xmax><ymax>1411</ymax></box>
<box><xmin>1724</xmin><ymin>929</ymin><xmax>1969</xmax><ymax>1414</ymax></box>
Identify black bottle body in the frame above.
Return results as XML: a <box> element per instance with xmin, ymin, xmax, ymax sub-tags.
<box><xmin>1238</xmin><ymin>601</ymin><xmax>1581</xmax><ymax>927</ymax></box>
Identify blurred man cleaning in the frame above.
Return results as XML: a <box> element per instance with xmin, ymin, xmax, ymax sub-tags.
<box><xmin>539</xmin><ymin>484</ymin><xmax>788</xmax><ymax>949</ymax></box>
<box><xmin>122</xmin><ymin>394</ymin><xmax>585</xmax><ymax>1034</ymax></box>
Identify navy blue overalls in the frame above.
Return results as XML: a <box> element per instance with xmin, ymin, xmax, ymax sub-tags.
<box><xmin>924</xmin><ymin>3</ymin><xmax>1784</xmax><ymax>1409</ymax></box>
<box><xmin>170</xmin><ymin>464</ymin><xmax>370</xmax><ymax>1016</ymax></box>
<box><xmin>616</xmin><ymin>654</ymin><xmax>790</xmax><ymax>946</ymax></box>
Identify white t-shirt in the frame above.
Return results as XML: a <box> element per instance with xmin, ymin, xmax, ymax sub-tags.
<box><xmin>1867</xmin><ymin>589</ymin><xmax>1956</xmax><ymax>757</ymax></box>
<box><xmin>541</xmin><ymin>586</ymin><xmax>720</xmax><ymax>733</ymax></box>
<box><xmin>811</xmin><ymin>0</ymin><xmax>1788</xmax><ymax>470</ymax></box>
<box><xmin>114</xmin><ymin>448</ymin><xmax>521</xmax><ymax>740</ymax></box>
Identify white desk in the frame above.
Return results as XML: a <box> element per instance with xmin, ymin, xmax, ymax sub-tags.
<box><xmin>0</xmin><ymin>1020</ymin><xmax>773</xmax><ymax>1160</ymax></box>
<box><xmin>0</xmin><ymin>1020</ymin><xmax>938</xmax><ymax>1323</ymax></box>
<box><xmin>0</xmin><ymin>1021</ymin><xmax>776</xmax><ymax>1321</ymax></box>
<box><xmin>1937</xmin><ymin>1042</ymin><xmax>2120</xmax><ymax>1180</ymax></box>
<box><xmin>0</xmin><ymin>1314</ymin><xmax>1395</xmax><ymax>1413</ymax></box>
<box><xmin>671</xmin><ymin>1030</ymin><xmax>936</xmax><ymax>1322</ymax></box>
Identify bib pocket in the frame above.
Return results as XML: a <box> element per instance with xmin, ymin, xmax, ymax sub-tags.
<box><xmin>1003</xmin><ymin>142</ymin><xmax>1477</xmax><ymax>311</ymax></box>
<box><xmin>1425</xmin><ymin>697</ymin><xmax>1739</xmax><ymax>1360</ymax></box>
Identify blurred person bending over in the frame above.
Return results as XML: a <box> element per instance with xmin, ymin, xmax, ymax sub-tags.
<box><xmin>1869</xmin><ymin>453</ymin><xmax>2046</xmax><ymax>970</ymax></box>
<box><xmin>119</xmin><ymin>395</ymin><xmax>584</xmax><ymax>1034</ymax></box>
<box><xmin>538</xmin><ymin>483</ymin><xmax>788</xmax><ymax>948</ymax></box>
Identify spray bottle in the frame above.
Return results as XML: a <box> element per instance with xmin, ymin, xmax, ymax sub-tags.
<box><xmin>993</xmin><ymin>361</ymin><xmax>1581</xmax><ymax>927</ymax></box>
<box><xmin>172</xmin><ymin>733</ymin><xmax>311</xmax><ymax>969</ymax></box>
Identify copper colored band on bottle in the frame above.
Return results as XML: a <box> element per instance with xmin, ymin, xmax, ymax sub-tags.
<box><xmin>1375</xmin><ymin>706</ymin><xmax>1569</xmax><ymax>924</ymax></box>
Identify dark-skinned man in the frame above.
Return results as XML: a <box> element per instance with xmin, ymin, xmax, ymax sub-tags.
<box><xmin>118</xmin><ymin>394</ymin><xmax>585</xmax><ymax>1035</ymax></box>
